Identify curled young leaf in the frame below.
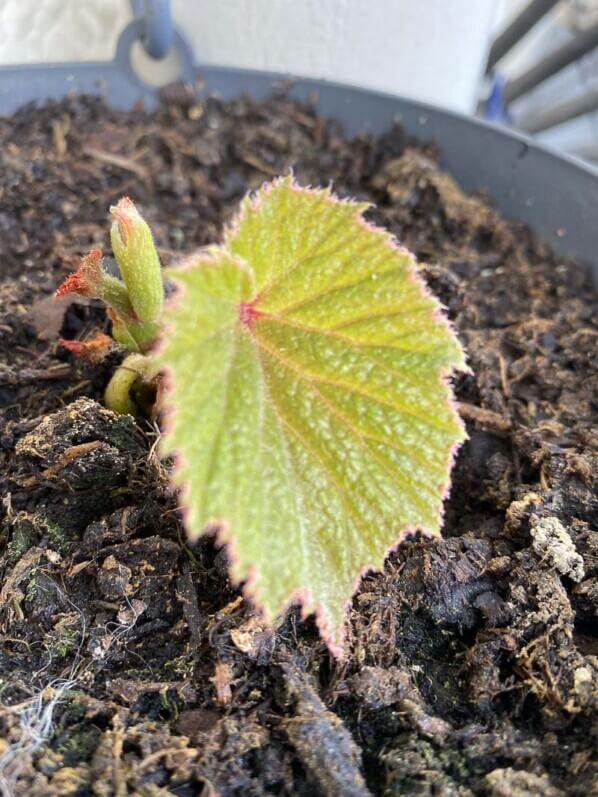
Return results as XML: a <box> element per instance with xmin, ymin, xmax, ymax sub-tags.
<box><xmin>110</xmin><ymin>197</ymin><xmax>164</xmax><ymax>324</ymax></box>
<box><xmin>55</xmin><ymin>234</ymin><xmax>161</xmax><ymax>354</ymax></box>
<box><xmin>156</xmin><ymin>177</ymin><xmax>467</xmax><ymax>655</ymax></box>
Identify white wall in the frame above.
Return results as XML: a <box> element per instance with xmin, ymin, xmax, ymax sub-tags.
<box><xmin>0</xmin><ymin>0</ymin><xmax>498</xmax><ymax>113</ymax></box>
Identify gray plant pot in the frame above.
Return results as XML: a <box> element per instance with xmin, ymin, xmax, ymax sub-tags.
<box><xmin>1</xmin><ymin>19</ymin><xmax>596</xmax><ymax>285</ymax></box>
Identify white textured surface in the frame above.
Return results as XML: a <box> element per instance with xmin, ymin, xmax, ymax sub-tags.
<box><xmin>0</xmin><ymin>0</ymin><xmax>131</xmax><ymax>63</ymax></box>
<box><xmin>0</xmin><ymin>0</ymin><xmax>497</xmax><ymax>112</ymax></box>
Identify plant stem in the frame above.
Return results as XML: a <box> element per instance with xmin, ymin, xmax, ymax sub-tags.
<box><xmin>104</xmin><ymin>353</ymin><xmax>153</xmax><ymax>416</ymax></box>
<box><xmin>101</xmin><ymin>272</ymin><xmax>136</xmax><ymax>319</ymax></box>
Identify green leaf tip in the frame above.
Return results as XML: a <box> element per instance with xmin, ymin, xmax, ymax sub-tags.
<box><xmin>156</xmin><ymin>176</ymin><xmax>467</xmax><ymax>656</ymax></box>
<box><xmin>110</xmin><ymin>197</ymin><xmax>164</xmax><ymax>324</ymax></box>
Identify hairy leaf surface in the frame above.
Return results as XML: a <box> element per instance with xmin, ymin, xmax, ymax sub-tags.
<box><xmin>157</xmin><ymin>177</ymin><xmax>466</xmax><ymax>654</ymax></box>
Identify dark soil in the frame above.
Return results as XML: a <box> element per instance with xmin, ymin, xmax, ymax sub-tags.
<box><xmin>0</xmin><ymin>86</ymin><xmax>596</xmax><ymax>797</ymax></box>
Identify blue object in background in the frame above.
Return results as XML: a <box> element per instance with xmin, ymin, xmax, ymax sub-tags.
<box><xmin>485</xmin><ymin>72</ymin><xmax>511</xmax><ymax>124</ymax></box>
<box><xmin>130</xmin><ymin>0</ymin><xmax>173</xmax><ymax>60</ymax></box>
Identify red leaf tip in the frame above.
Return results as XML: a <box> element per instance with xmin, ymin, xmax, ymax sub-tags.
<box><xmin>55</xmin><ymin>248</ymin><xmax>104</xmax><ymax>299</ymax></box>
<box><xmin>59</xmin><ymin>332</ymin><xmax>114</xmax><ymax>361</ymax></box>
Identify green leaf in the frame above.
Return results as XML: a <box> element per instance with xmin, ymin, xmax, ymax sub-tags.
<box><xmin>156</xmin><ymin>177</ymin><xmax>466</xmax><ymax>655</ymax></box>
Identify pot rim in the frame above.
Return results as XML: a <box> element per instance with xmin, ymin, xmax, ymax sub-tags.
<box><xmin>0</xmin><ymin>53</ymin><xmax>596</xmax><ymax>285</ymax></box>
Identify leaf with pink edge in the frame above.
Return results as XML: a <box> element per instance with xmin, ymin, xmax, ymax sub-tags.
<box><xmin>156</xmin><ymin>176</ymin><xmax>467</xmax><ymax>655</ymax></box>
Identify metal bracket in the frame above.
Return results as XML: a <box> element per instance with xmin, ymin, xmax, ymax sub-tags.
<box><xmin>0</xmin><ymin>16</ymin><xmax>195</xmax><ymax>114</ymax></box>
<box><xmin>115</xmin><ymin>18</ymin><xmax>195</xmax><ymax>87</ymax></box>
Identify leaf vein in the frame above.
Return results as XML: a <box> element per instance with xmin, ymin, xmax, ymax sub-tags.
<box><xmin>329</xmin><ymin>304</ymin><xmax>431</xmax><ymax>331</ymax></box>
<box><xmin>252</xmin><ymin>331</ymin><xmax>455</xmax><ymax>433</ymax></box>
<box><xmin>257</xmin><ymin>309</ymin><xmax>445</xmax><ymax>358</ymax></box>
<box><xmin>198</xmin><ymin>332</ymin><xmax>240</xmax><ymax>518</ymax></box>
<box><xmin>259</xmin><ymin>346</ymin><xmax>441</xmax><ymax>512</ymax></box>
<box><xmin>278</xmin><ymin>260</ymin><xmax>404</xmax><ymax>317</ymax></box>
<box><xmin>257</xmin><ymin>210</ymin><xmax>360</xmax><ymax>301</ymax></box>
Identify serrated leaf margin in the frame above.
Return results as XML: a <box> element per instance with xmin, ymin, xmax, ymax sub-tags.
<box><xmin>155</xmin><ymin>176</ymin><xmax>468</xmax><ymax>656</ymax></box>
